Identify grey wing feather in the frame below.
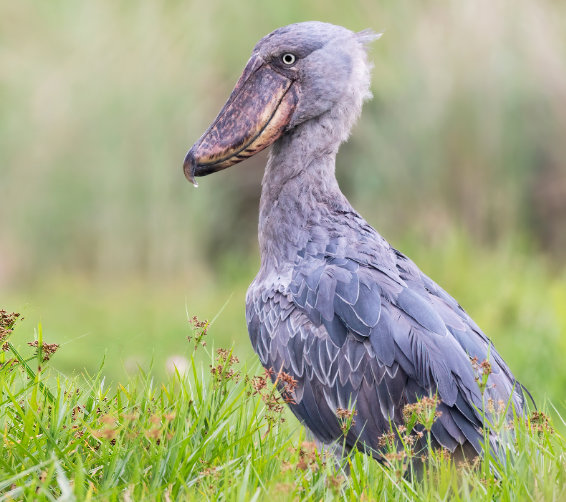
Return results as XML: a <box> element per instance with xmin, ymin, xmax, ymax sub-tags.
<box><xmin>247</xmin><ymin>233</ymin><xmax>526</xmax><ymax>458</ymax></box>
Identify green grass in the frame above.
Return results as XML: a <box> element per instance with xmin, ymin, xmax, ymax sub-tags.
<box><xmin>0</xmin><ymin>312</ymin><xmax>566</xmax><ymax>501</ymax></box>
<box><xmin>2</xmin><ymin>231</ymin><xmax>565</xmax><ymax>501</ymax></box>
<box><xmin>1</xmin><ymin>311</ymin><xmax>566</xmax><ymax>501</ymax></box>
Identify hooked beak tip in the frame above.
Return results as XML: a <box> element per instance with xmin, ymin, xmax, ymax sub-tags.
<box><xmin>183</xmin><ymin>151</ymin><xmax>199</xmax><ymax>187</ymax></box>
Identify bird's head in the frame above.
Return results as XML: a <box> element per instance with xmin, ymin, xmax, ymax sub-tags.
<box><xmin>183</xmin><ymin>21</ymin><xmax>380</xmax><ymax>185</ymax></box>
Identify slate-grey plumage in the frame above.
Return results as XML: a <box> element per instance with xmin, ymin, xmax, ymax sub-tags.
<box><xmin>184</xmin><ymin>21</ymin><xmax>529</xmax><ymax>463</ymax></box>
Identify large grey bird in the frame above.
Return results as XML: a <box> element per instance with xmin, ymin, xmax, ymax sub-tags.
<box><xmin>183</xmin><ymin>22</ymin><xmax>529</xmax><ymax>462</ymax></box>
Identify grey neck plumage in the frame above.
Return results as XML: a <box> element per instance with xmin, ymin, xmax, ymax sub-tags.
<box><xmin>258</xmin><ymin>108</ymin><xmax>354</xmax><ymax>271</ymax></box>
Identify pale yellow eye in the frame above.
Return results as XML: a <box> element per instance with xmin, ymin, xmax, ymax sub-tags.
<box><xmin>281</xmin><ymin>53</ymin><xmax>296</xmax><ymax>65</ymax></box>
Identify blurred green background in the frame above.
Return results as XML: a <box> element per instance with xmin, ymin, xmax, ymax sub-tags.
<box><xmin>1</xmin><ymin>1</ymin><xmax>565</xmax><ymax>412</ymax></box>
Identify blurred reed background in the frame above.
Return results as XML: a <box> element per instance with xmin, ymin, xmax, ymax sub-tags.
<box><xmin>1</xmin><ymin>1</ymin><xmax>565</xmax><ymax>410</ymax></box>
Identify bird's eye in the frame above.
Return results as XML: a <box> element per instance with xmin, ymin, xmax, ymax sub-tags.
<box><xmin>281</xmin><ymin>53</ymin><xmax>296</xmax><ymax>66</ymax></box>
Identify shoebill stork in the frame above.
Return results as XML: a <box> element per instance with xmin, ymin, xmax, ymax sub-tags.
<box><xmin>183</xmin><ymin>21</ymin><xmax>529</xmax><ymax>462</ymax></box>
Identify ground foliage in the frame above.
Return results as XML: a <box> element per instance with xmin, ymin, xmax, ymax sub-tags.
<box><xmin>1</xmin><ymin>311</ymin><xmax>566</xmax><ymax>501</ymax></box>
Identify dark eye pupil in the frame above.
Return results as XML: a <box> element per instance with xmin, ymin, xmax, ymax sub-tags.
<box><xmin>282</xmin><ymin>53</ymin><xmax>295</xmax><ymax>65</ymax></box>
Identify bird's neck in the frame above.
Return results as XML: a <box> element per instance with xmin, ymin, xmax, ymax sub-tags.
<box><xmin>258</xmin><ymin>112</ymin><xmax>352</xmax><ymax>270</ymax></box>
